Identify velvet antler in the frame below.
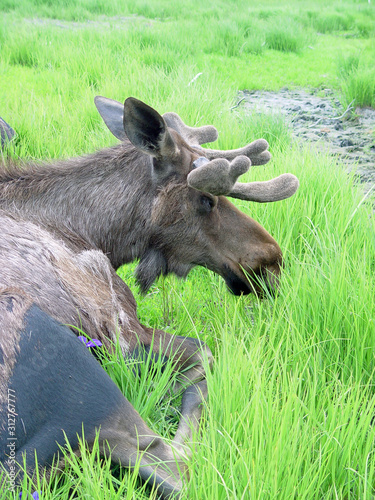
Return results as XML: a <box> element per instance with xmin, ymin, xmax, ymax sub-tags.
<box><xmin>187</xmin><ymin>156</ymin><xmax>299</xmax><ymax>203</ymax></box>
<box><xmin>164</xmin><ymin>111</ymin><xmax>298</xmax><ymax>201</ymax></box>
<box><xmin>163</xmin><ymin>112</ymin><xmax>271</xmax><ymax>166</ymax></box>
<box><xmin>94</xmin><ymin>96</ymin><xmax>298</xmax><ymax>202</ymax></box>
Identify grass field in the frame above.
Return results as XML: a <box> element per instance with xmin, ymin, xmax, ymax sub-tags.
<box><xmin>1</xmin><ymin>0</ymin><xmax>375</xmax><ymax>499</ymax></box>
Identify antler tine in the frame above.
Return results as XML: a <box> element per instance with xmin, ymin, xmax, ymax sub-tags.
<box><xmin>188</xmin><ymin>156</ymin><xmax>251</xmax><ymax>196</ymax></box>
<box><xmin>229</xmin><ymin>173</ymin><xmax>300</xmax><ymax>202</ymax></box>
<box><xmin>187</xmin><ymin>155</ymin><xmax>299</xmax><ymax>203</ymax></box>
<box><xmin>197</xmin><ymin>138</ymin><xmax>272</xmax><ymax>166</ymax></box>
<box><xmin>163</xmin><ymin>112</ymin><xmax>218</xmax><ymax>146</ymax></box>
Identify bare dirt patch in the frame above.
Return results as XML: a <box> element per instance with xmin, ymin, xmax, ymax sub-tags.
<box><xmin>240</xmin><ymin>88</ymin><xmax>375</xmax><ymax>193</ymax></box>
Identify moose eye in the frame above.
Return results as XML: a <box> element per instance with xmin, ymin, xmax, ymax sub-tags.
<box><xmin>199</xmin><ymin>194</ymin><xmax>216</xmax><ymax>213</ymax></box>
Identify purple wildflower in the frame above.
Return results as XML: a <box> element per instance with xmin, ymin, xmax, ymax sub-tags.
<box><xmin>86</xmin><ymin>339</ymin><xmax>103</xmax><ymax>347</ymax></box>
<box><xmin>78</xmin><ymin>336</ymin><xmax>102</xmax><ymax>348</ymax></box>
<box><xmin>19</xmin><ymin>492</ymin><xmax>40</xmax><ymax>500</ymax></box>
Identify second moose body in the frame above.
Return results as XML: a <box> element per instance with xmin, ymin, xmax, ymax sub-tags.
<box><xmin>0</xmin><ymin>97</ymin><xmax>298</xmax><ymax>497</ymax></box>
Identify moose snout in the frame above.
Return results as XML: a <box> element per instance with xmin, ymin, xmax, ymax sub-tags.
<box><xmin>222</xmin><ymin>244</ymin><xmax>282</xmax><ymax>297</ymax></box>
<box><xmin>223</xmin><ymin>264</ymin><xmax>280</xmax><ymax>297</ymax></box>
<box><xmin>246</xmin><ymin>249</ymin><xmax>283</xmax><ymax>297</ymax></box>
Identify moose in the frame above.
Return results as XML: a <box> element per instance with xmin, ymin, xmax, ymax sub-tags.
<box><xmin>0</xmin><ymin>96</ymin><xmax>299</xmax><ymax>498</ymax></box>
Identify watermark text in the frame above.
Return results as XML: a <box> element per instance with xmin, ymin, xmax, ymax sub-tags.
<box><xmin>5</xmin><ymin>388</ymin><xmax>17</xmax><ymax>492</ymax></box>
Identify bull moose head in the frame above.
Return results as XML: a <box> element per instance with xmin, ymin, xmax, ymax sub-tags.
<box><xmin>95</xmin><ymin>96</ymin><xmax>299</xmax><ymax>295</ymax></box>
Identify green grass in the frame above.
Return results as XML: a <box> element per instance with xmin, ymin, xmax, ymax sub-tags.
<box><xmin>264</xmin><ymin>16</ymin><xmax>315</xmax><ymax>53</ymax></box>
<box><xmin>341</xmin><ymin>66</ymin><xmax>375</xmax><ymax>108</ymax></box>
<box><xmin>337</xmin><ymin>52</ymin><xmax>375</xmax><ymax>107</ymax></box>
<box><xmin>1</xmin><ymin>0</ymin><xmax>375</xmax><ymax>499</ymax></box>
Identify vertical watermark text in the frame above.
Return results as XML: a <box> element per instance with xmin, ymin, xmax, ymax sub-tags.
<box><xmin>6</xmin><ymin>388</ymin><xmax>17</xmax><ymax>492</ymax></box>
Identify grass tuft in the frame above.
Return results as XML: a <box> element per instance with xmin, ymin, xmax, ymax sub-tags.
<box><xmin>336</xmin><ymin>52</ymin><xmax>375</xmax><ymax>108</ymax></box>
<box><xmin>265</xmin><ymin>17</ymin><xmax>314</xmax><ymax>53</ymax></box>
<box><xmin>340</xmin><ymin>66</ymin><xmax>375</xmax><ymax>108</ymax></box>
<box><xmin>303</xmin><ymin>10</ymin><xmax>354</xmax><ymax>34</ymax></box>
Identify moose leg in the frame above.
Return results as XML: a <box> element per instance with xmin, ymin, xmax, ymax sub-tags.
<box><xmin>137</xmin><ymin>330</ymin><xmax>213</xmax><ymax>450</ymax></box>
<box><xmin>98</xmin><ymin>399</ymin><xmax>187</xmax><ymax>497</ymax></box>
<box><xmin>0</xmin><ymin>298</ymin><xmax>186</xmax><ymax>498</ymax></box>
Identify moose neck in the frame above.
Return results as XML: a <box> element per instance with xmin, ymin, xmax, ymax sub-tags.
<box><xmin>0</xmin><ymin>144</ymin><xmax>155</xmax><ymax>269</ymax></box>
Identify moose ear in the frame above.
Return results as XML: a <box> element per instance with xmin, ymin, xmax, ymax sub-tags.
<box><xmin>123</xmin><ymin>97</ymin><xmax>177</xmax><ymax>158</ymax></box>
<box><xmin>94</xmin><ymin>96</ymin><xmax>126</xmax><ymax>141</ymax></box>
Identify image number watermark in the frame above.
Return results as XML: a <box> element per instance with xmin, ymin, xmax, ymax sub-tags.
<box><xmin>6</xmin><ymin>388</ymin><xmax>17</xmax><ymax>492</ymax></box>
